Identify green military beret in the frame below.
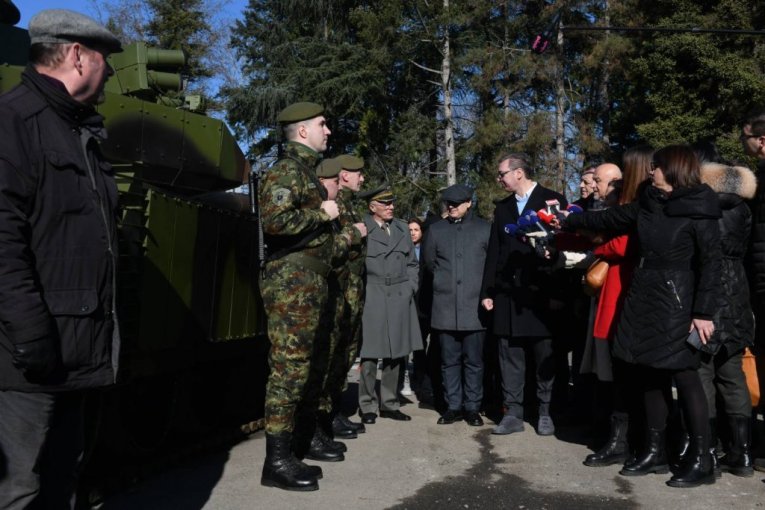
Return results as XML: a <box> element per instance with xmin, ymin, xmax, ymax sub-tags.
<box><xmin>316</xmin><ymin>158</ymin><xmax>342</xmax><ymax>178</ymax></box>
<box><xmin>276</xmin><ymin>102</ymin><xmax>324</xmax><ymax>124</ymax></box>
<box><xmin>359</xmin><ymin>185</ymin><xmax>395</xmax><ymax>203</ymax></box>
<box><xmin>335</xmin><ymin>154</ymin><xmax>364</xmax><ymax>171</ymax></box>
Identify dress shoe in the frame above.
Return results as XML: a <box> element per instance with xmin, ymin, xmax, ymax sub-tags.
<box><xmin>536</xmin><ymin>416</ymin><xmax>555</xmax><ymax>436</ymax></box>
<box><xmin>492</xmin><ymin>414</ymin><xmax>524</xmax><ymax>435</ymax></box>
<box><xmin>465</xmin><ymin>411</ymin><xmax>484</xmax><ymax>427</ymax></box>
<box><xmin>437</xmin><ymin>409</ymin><xmax>463</xmax><ymax>425</ymax></box>
<box><xmin>380</xmin><ymin>409</ymin><xmax>411</xmax><ymax>421</ymax></box>
<box><xmin>360</xmin><ymin>412</ymin><xmax>377</xmax><ymax>424</ymax></box>
<box><xmin>304</xmin><ymin>429</ymin><xmax>345</xmax><ymax>462</ymax></box>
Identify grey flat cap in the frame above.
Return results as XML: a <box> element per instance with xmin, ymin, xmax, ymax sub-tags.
<box><xmin>441</xmin><ymin>184</ymin><xmax>473</xmax><ymax>203</ymax></box>
<box><xmin>29</xmin><ymin>9</ymin><xmax>123</xmax><ymax>53</ymax></box>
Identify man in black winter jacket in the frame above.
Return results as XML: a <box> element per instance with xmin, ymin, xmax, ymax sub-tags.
<box><xmin>0</xmin><ymin>9</ymin><xmax>122</xmax><ymax>508</ymax></box>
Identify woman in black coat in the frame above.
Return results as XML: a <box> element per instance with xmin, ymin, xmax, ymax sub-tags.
<box><xmin>697</xmin><ymin>161</ymin><xmax>756</xmax><ymax>477</ymax></box>
<box><xmin>564</xmin><ymin>145</ymin><xmax>722</xmax><ymax>488</ymax></box>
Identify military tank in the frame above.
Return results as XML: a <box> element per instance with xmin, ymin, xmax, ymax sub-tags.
<box><xmin>0</xmin><ymin>1</ymin><xmax>268</xmax><ymax>503</ymax></box>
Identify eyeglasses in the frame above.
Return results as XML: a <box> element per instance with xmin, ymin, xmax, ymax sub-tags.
<box><xmin>497</xmin><ymin>167</ymin><xmax>518</xmax><ymax>179</ymax></box>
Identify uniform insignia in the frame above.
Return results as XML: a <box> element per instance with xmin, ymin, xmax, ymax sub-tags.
<box><xmin>273</xmin><ymin>188</ymin><xmax>291</xmax><ymax>206</ymax></box>
<box><xmin>307</xmin><ymin>182</ymin><xmax>317</xmax><ymax>189</ymax></box>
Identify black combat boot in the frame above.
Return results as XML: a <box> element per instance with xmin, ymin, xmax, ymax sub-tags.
<box><xmin>666</xmin><ymin>435</ymin><xmax>715</xmax><ymax>487</ymax></box>
<box><xmin>323</xmin><ymin>410</ymin><xmax>357</xmax><ymax>440</ymax></box>
<box><xmin>620</xmin><ymin>427</ymin><xmax>669</xmax><ymax>476</ymax></box>
<box><xmin>261</xmin><ymin>432</ymin><xmax>319</xmax><ymax>491</ymax></box>
<box><xmin>334</xmin><ymin>412</ymin><xmax>365</xmax><ymax>435</ymax></box>
<box><xmin>305</xmin><ymin>427</ymin><xmax>345</xmax><ymax>462</ymax></box>
<box><xmin>584</xmin><ymin>413</ymin><xmax>629</xmax><ymax>467</ymax></box>
<box><xmin>719</xmin><ymin>416</ymin><xmax>754</xmax><ymax>477</ymax></box>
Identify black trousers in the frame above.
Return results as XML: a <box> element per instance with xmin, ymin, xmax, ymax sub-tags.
<box><xmin>439</xmin><ymin>330</ymin><xmax>485</xmax><ymax>412</ymax></box>
<box><xmin>498</xmin><ymin>336</ymin><xmax>555</xmax><ymax>418</ymax></box>
<box><xmin>698</xmin><ymin>347</ymin><xmax>752</xmax><ymax>419</ymax></box>
<box><xmin>0</xmin><ymin>390</ymin><xmax>85</xmax><ymax>510</ymax></box>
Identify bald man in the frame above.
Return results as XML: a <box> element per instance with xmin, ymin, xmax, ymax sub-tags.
<box><xmin>592</xmin><ymin>163</ymin><xmax>623</xmax><ymax>207</ymax></box>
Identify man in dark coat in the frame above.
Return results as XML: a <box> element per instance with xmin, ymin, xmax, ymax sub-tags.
<box><xmin>423</xmin><ymin>184</ymin><xmax>490</xmax><ymax>426</ymax></box>
<box><xmin>480</xmin><ymin>153</ymin><xmax>568</xmax><ymax>437</ymax></box>
<box><xmin>0</xmin><ymin>10</ymin><xmax>122</xmax><ymax>508</ymax></box>
<box><xmin>358</xmin><ymin>188</ymin><xmax>422</xmax><ymax>424</ymax></box>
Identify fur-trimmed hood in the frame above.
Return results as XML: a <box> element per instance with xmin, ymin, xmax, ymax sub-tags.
<box><xmin>700</xmin><ymin>163</ymin><xmax>757</xmax><ymax>199</ymax></box>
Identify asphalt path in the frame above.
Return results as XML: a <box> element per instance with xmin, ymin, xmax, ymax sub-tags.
<box><xmin>100</xmin><ymin>391</ymin><xmax>765</xmax><ymax>510</ymax></box>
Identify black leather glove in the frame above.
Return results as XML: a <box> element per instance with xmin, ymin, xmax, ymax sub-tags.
<box><xmin>11</xmin><ymin>337</ymin><xmax>59</xmax><ymax>380</ymax></box>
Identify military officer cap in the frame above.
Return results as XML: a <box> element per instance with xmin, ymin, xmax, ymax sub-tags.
<box><xmin>335</xmin><ymin>154</ymin><xmax>364</xmax><ymax>171</ymax></box>
<box><xmin>359</xmin><ymin>185</ymin><xmax>395</xmax><ymax>203</ymax></box>
<box><xmin>441</xmin><ymin>184</ymin><xmax>473</xmax><ymax>204</ymax></box>
<box><xmin>316</xmin><ymin>158</ymin><xmax>342</xmax><ymax>178</ymax></box>
<box><xmin>276</xmin><ymin>102</ymin><xmax>324</xmax><ymax>124</ymax></box>
<box><xmin>29</xmin><ymin>9</ymin><xmax>123</xmax><ymax>53</ymax></box>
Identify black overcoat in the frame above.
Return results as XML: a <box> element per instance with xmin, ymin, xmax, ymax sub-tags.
<box><xmin>700</xmin><ymin>163</ymin><xmax>756</xmax><ymax>354</ymax></box>
<box><xmin>0</xmin><ymin>75</ymin><xmax>120</xmax><ymax>391</ymax></box>
<box><xmin>423</xmin><ymin>212</ymin><xmax>490</xmax><ymax>331</ymax></box>
<box><xmin>480</xmin><ymin>184</ymin><xmax>568</xmax><ymax>338</ymax></box>
<box><xmin>566</xmin><ymin>184</ymin><xmax>722</xmax><ymax>370</ymax></box>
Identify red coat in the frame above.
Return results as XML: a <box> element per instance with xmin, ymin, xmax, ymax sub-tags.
<box><xmin>592</xmin><ymin>235</ymin><xmax>637</xmax><ymax>340</ymax></box>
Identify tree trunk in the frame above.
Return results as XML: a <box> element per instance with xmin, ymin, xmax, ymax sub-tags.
<box><xmin>599</xmin><ymin>0</ymin><xmax>611</xmax><ymax>150</ymax></box>
<box><xmin>442</xmin><ymin>0</ymin><xmax>456</xmax><ymax>186</ymax></box>
<box><xmin>555</xmin><ymin>19</ymin><xmax>566</xmax><ymax>192</ymax></box>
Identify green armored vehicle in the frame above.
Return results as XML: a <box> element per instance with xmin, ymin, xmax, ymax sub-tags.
<box><xmin>0</xmin><ymin>1</ymin><xmax>267</xmax><ymax>500</ymax></box>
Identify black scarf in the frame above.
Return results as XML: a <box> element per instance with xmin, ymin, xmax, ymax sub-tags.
<box><xmin>21</xmin><ymin>65</ymin><xmax>107</xmax><ymax>140</ymax></box>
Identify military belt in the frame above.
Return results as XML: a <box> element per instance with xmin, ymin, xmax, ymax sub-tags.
<box><xmin>366</xmin><ymin>275</ymin><xmax>409</xmax><ymax>286</ymax></box>
<box><xmin>281</xmin><ymin>252</ymin><xmax>332</xmax><ymax>278</ymax></box>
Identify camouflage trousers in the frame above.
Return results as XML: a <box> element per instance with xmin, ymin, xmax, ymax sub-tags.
<box><xmin>260</xmin><ymin>257</ymin><xmax>332</xmax><ymax>435</ymax></box>
<box><xmin>319</xmin><ymin>273</ymin><xmax>365</xmax><ymax>414</ymax></box>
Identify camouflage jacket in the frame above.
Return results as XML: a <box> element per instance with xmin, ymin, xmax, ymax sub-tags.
<box><xmin>336</xmin><ymin>188</ymin><xmax>366</xmax><ymax>277</ymax></box>
<box><xmin>259</xmin><ymin>141</ymin><xmax>333</xmax><ymax>262</ymax></box>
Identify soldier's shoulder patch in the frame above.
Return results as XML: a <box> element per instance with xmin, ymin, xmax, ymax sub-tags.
<box><xmin>307</xmin><ymin>181</ymin><xmax>317</xmax><ymax>189</ymax></box>
<box><xmin>272</xmin><ymin>188</ymin><xmax>291</xmax><ymax>206</ymax></box>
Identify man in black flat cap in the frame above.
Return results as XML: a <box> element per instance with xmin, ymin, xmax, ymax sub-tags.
<box><xmin>357</xmin><ymin>187</ymin><xmax>422</xmax><ymax>424</ymax></box>
<box><xmin>422</xmin><ymin>184</ymin><xmax>490</xmax><ymax>426</ymax></box>
<box><xmin>0</xmin><ymin>8</ymin><xmax>122</xmax><ymax>509</ymax></box>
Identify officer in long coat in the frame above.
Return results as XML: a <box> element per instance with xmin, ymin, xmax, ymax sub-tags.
<box><xmin>358</xmin><ymin>188</ymin><xmax>422</xmax><ymax>423</ymax></box>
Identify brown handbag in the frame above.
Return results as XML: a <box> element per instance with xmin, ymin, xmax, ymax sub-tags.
<box><xmin>583</xmin><ymin>258</ymin><xmax>609</xmax><ymax>294</ymax></box>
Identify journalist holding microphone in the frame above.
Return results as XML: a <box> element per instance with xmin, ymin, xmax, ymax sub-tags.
<box><xmin>562</xmin><ymin>145</ymin><xmax>722</xmax><ymax>488</ymax></box>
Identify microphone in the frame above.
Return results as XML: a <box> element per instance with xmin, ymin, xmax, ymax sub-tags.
<box><xmin>504</xmin><ymin>223</ymin><xmax>519</xmax><ymax>236</ymax></box>
<box><xmin>566</xmin><ymin>204</ymin><xmax>583</xmax><ymax>214</ymax></box>
<box><xmin>536</xmin><ymin>208</ymin><xmax>557</xmax><ymax>226</ymax></box>
<box><xmin>526</xmin><ymin>211</ymin><xmax>550</xmax><ymax>235</ymax></box>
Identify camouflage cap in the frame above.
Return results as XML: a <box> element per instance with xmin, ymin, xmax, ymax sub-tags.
<box><xmin>29</xmin><ymin>9</ymin><xmax>123</xmax><ymax>53</ymax></box>
<box><xmin>335</xmin><ymin>154</ymin><xmax>364</xmax><ymax>171</ymax></box>
<box><xmin>359</xmin><ymin>185</ymin><xmax>394</xmax><ymax>203</ymax></box>
<box><xmin>276</xmin><ymin>102</ymin><xmax>324</xmax><ymax>124</ymax></box>
<box><xmin>316</xmin><ymin>158</ymin><xmax>342</xmax><ymax>178</ymax></box>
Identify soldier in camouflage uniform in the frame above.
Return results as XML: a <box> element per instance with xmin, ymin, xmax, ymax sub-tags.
<box><xmin>315</xmin><ymin>155</ymin><xmax>368</xmax><ymax>439</ymax></box>
<box><xmin>259</xmin><ymin>102</ymin><xmax>347</xmax><ymax>492</ymax></box>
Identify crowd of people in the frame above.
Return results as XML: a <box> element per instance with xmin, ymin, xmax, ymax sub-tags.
<box><xmin>257</xmin><ymin>99</ymin><xmax>765</xmax><ymax>493</ymax></box>
<box><xmin>3</xmin><ymin>6</ymin><xmax>765</xmax><ymax>507</ymax></box>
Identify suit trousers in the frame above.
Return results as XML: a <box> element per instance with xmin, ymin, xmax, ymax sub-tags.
<box><xmin>0</xmin><ymin>390</ymin><xmax>85</xmax><ymax>510</ymax></box>
<box><xmin>439</xmin><ymin>330</ymin><xmax>485</xmax><ymax>412</ymax></box>
<box><xmin>498</xmin><ymin>336</ymin><xmax>555</xmax><ymax>418</ymax></box>
<box><xmin>358</xmin><ymin>357</ymin><xmax>403</xmax><ymax>414</ymax></box>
